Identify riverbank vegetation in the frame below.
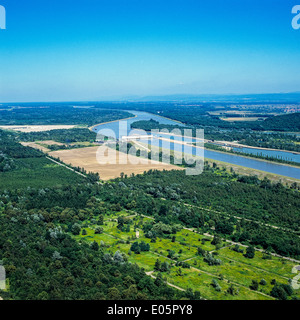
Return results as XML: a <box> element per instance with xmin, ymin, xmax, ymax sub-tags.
<box><xmin>0</xmin><ymin>105</ymin><xmax>133</xmax><ymax>126</ymax></box>
<box><xmin>130</xmin><ymin>119</ymin><xmax>300</xmax><ymax>158</ymax></box>
<box><xmin>204</xmin><ymin>143</ymin><xmax>300</xmax><ymax>167</ymax></box>
<box><xmin>17</xmin><ymin>128</ymin><xmax>97</xmax><ymax>143</ymax></box>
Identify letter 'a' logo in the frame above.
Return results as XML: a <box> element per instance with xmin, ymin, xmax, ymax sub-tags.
<box><xmin>292</xmin><ymin>5</ymin><xmax>300</xmax><ymax>30</ymax></box>
<box><xmin>0</xmin><ymin>5</ymin><xmax>6</xmax><ymax>30</ymax></box>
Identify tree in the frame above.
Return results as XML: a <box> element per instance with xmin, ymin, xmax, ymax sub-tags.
<box><xmin>176</xmin><ymin>268</ymin><xmax>182</xmax><ymax>276</ymax></box>
<box><xmin>64</xmin><ymin>276</ymin><xmax>75</xmax><ymax>287</ymax></box>
<box><xmin>123</xmin><ymin>275</ymin><xmax>135</xmax><ymax>288</ymax></box>
<box><xmin>37</xmin><ymin>291</ymin><xmax>49</xmax><ymax>300</ymax></box>
<box><xmin>159</xmin><ymin>204</ymin><xmax>168</xmax><ymax>216</ymax></box>
<box><xmin>113</xmin><ymin>251</ymin><xmax>124</xmax><ymax>264</ymax></box>
<box><xmin>117</xmin><ymin>216</ymin><xmax>125</xmax><ymax>230</ymax></box>
<box><xmin>98</xmin><ymin>214</ymin><xmax>104</xmax><ymax>225</ymax></box>
<box><xmin>244</xmin><ymin>246</ymin><xmax>255</xmax><ymax>259</ymax></box>
<box><xmin>95</xmin><ymin>227</ymin><xmax>103</xmax><ymax>234</ymax></box>
<box><xmin>130</xmin><ymin>242</ymin><xmax>141</xmax><ymax>254</ymax></box>
<box><xmin>71</xmin><ymin>223</ymin><xmax>81</xmax><ymax>235</ymax></box>
<box><xmin>160</xmin><ymin>261</ymin><xmax>170</xmax><ymax>272</ymax></box>
<box><xmin>281</xmin><ymin>284</ymin><xmax>293</xmax><ymax>296</ymax></box>
<box><xmin>138</xmin><ymin>241</ymin><xmax>149</xmax><ymax>252</ymax></box>
<box><xmin>197</xmin><ymin>247</ymin><xmax>206</xmax><ymax>257</ymax></box>
<box><xmin>204</xmin><ymin>254</ymin><xmax>222</xmax><ymax>266</ymax></box>
<box><xmin>215</xmin><ymin>221</ymin><xmax>234</xmax><ymax>235</ymax></box>
<box><xmin>154</xmin><ymin>273</ymin><xmax>163</xmax><ymax>287</ymax></box>
<box><xmin>154</xmin><ymin>259</ymin><xmax>161</xmax><ymax>271</ymax></box>
<box><xmin>52</xmin><ymin>251</ymin><xmax>62</xmax><ymax>260</ymax></box>
<box><xmin>250</xmin><ymin>280</ymin><xmax>259</xmax><ymax>291</ymax></box>
<box><xmin>270</xmin><ymin>285</ymin><xmax>287</xmax><ymax>300</ymax></box>
<box><xmin>107</xmin><ymin>287</ymin><xmax>121</xmax><ymax>300</ymax></box>
<box><xmin>232</xmin><ymin>244</ymin><xmax>243</xmax><ymax>253</ymax></box>
<box><xmin>260</xmin><ymin>279</ymin><xmax>267</xmax><ymax>286</ymax></box>
<box><xmin>91</xmin><ymin>241</ymin><xmax>99</xmax><ymax>251</ymax></box>
<box><xmin>123</xmin><ymin>284</ymin><xmax>138</xmax><ymax>300</ymax></box>
<box><xmin>227</xmin><ymin>284</ymin><xmax>239</xmax><ymax>296</ymax></box>
<box><xmin>211</xmin><ymin>279</ymin><xmax>221</xmax><ymax>292</ymax></box>
<box><xmin>167</xmin><ymin>250</ymin><xmax>176</xmax><ymax>259</ymax></box>
<box><xmin>211</xmin><ymin>235</ymin><xmax>222</xmax><ymax>246</ymax></box>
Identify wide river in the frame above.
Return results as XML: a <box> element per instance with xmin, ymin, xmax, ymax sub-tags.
<box><xmin>93</xmin><ymin>111</ymin><xmax>300</xmax><ymax>180</ymax></box>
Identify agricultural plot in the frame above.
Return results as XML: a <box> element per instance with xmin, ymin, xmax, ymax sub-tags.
<box><xmin>49</xmin><ymin>146</ymin><xmax>183</xmax><ymax>181</ymax></box>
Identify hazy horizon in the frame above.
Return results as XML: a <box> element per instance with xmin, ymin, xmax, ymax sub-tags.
<box><xmin>2</xmin><ymin>91</ymin><xmax>300</xmax><ymax>104</ymax></box>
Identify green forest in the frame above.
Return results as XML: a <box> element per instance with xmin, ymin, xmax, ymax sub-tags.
<box><xmin>0</xmin><ymin>106</ymin><xmax>133</xmax><ymax>126</ymax></box>
<box><xmin>17</xmin><ymin>128</ymin><xmax>97</xmax><ymax>143</ymax></box>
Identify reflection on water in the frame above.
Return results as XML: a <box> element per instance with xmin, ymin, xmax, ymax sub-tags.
<box><xmin>93</xmin><ymin>111</ymin><xmax>300</xmax><ymax>180</ymax></box>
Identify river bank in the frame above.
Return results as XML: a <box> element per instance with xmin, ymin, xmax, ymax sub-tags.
<box><xmin>92</xmin><ymin>110</ymin><xmax>300</xmax><ymax>180</ymax></box>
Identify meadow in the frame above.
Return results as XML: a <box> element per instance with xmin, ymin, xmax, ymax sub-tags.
<box><xmin>73</xmin><ymin>213</ymin><xmax>300</xmax><ymax>301</ymax></box>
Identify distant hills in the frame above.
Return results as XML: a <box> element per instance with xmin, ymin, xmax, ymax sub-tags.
<box><xmin>125</xmin><ymin>92</ymin><xmax>300</xmax><ymax>103</ymax></box>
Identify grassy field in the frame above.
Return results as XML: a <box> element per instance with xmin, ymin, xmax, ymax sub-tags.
<box><xmin>154</xmin><ymin>268</ymin><xmax>270</xmax><ymax>300</ymax></box>
<box><xmin>72</xmin><ymin>213</ymin><xmax>300</xmax><ymax>300</ymax></box>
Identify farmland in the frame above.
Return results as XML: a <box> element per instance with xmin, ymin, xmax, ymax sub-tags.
<box><xmin>49</xmin><ymin>146</ymin><xmax>183</xmax><ymax>180</ymax></box>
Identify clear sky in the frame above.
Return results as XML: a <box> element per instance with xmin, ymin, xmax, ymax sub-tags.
<box><xmin>0</xmin><ymin>0</ymin><xmax>300</xmax><ymax>102</ymax></box>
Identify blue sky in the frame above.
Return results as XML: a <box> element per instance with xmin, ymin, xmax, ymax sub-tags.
<box><xmin>0</xmin><ymin>0</ymin><xmax>299</xmax><ymax>102</ymax></box>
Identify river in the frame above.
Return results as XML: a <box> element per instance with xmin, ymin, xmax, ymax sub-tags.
<box><xmin>93</xmin><ymin>111</ymin><xmax>300</xmax><ymax>180</ymax></box>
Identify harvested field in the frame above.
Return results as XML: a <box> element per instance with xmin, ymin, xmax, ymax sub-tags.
<box><xmin>0</xmin><ymin>125</ymin><xmax>78</xmax><ymax>132</ymax></box>
<box><xmin>37</xmin><ymin>140</ymin><xmax>64</xmax><ymax>146</ymax></box>
<box><xmin>49</xmin><ymin>146</ymin><xmax>183</xmax><ymax>180</ymax></box>
<box><xmin>21</xmin><ymin>142</ymin><xmax>50</xmax><ymax>153</ymax></box>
